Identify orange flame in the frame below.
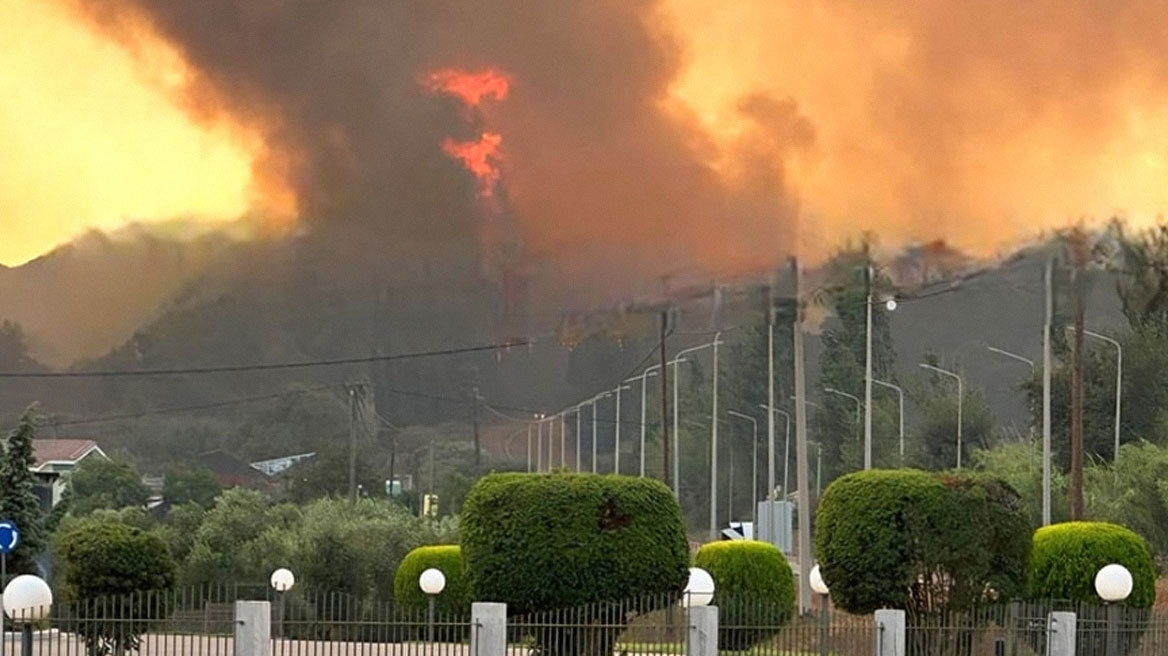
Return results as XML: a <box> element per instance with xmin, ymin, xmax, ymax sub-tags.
<box><xmin>423</xmin><ymin>68</ymin><xmax>510</xmax><ymax>106</ymax></box>
<box><xmin>442</xmin><ymin>132</ymin><xmax>503</xmax><ymax>198</ymax></box>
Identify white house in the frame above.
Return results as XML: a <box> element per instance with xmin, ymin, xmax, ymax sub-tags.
<box><xmin>31</xmin><ymin>438</ymin><xmax>107</xmax><ymax>508</ymax></box>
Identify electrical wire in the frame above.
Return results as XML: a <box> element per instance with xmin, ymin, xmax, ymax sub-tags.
<box><xmin>0</xmin><ymin>340</ymin><xmax>529</xmax><ymax>379</ymax></box>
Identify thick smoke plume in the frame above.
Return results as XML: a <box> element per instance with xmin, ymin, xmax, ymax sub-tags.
<box><xmin>62</xmin><ymin>0</ymin><xmax>803</xmax><ymax>307</ymax></box>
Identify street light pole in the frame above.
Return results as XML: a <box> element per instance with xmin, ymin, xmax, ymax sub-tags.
<box><xmin>792</xmin><ymin>257</ymin><xmax>812</xmax><ymax>615</ymax></box>
<box><xmin>864</xmin><ymin>265</ymin><xmax>873</xmax><ymax>470</ymax></box>
<box><xmin>526</xmin><ymin>422</ymin><xmax>533</xmax><ymax>472</ymax></box>
<box><xmin>728</xmin><ymin>411</ymin><xmax>758</xmax><ymax>529</ymax></box>
<box><xmin>709</xmin><ymin>331</ymin><xmax>722</xmax><ymax>542</ymax></box>
<box><xmin>1043</xmin><ymin>258</ymin><xmax>1053</xmax><ymax>525</ymax></box>
<box><xmin>824</xmin><ymin>387</ymin><xmax>862</xmax><ymax>442</ymax></box>
<box><xmin>871</xmin><ymin>379</ymin><xmax>904</xmax><ymax>464</ymax></box>
<box><xmin>671</xmin><ymin>343</ymin><xmax>715</xmax><ymax>497</ymax></box>
<box><xmin>613</xmin><ymin>383</ymin><xmax>633</xmax><ymax>474</ymax></box>
<box><xmin>920</xmin><ymin>363</ymin><xmax>964</xmax><ymax>469</ymax></box>
<box><xmin>560</xmin><ymin>412</ymin><xmax>567</xmax><ymax>469</ymax></box>
<box><xmin>760</xmin><ymin>404</ymin><xmax>793</xmax><ymax>500</ymax></box>
<box><xmin>639</xmin><ymin>365</ymin><xmax>662</xmax><ymax>477</ymax></box>
<box><xmin>1083</xmin><ymin>330</ymin><xmax>1123</xmax><ymax>464</ymax></box>
<box><xmin>536</xmin><ymin>417</ymin><xmax>545</xmax><ymax>472</ymax></box>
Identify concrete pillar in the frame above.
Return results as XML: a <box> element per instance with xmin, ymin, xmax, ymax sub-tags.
<box><xmin>1048</xmin><ymin>611</ymin><xmax>1076</xmax><ymax>656</ymax></box>
<box><xmin>234</xmin><ymin>601</ymin><xmax>271</xmax><ymax>656</ymax></box>
<box><xmin>688</xmin><ymin>606</ymin><xmax>718</xmax><ymax>656</ymax></box>
<box><xmin>874</xmin><ymin>609</ymin><xmax>905</xmax><ymax>656</ymax></box>
<box><xmin>470</xmin><ymin>602</ymin><xmax>506</xmax><ymax>656</ymax></box>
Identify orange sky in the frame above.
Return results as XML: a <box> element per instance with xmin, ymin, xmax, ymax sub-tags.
<box><xmin>0</xmin><ymin>0</ymin><xmax>255</xmax><ymax>265</ymax></box>
<box><xmin>5</xmin><ymin>0</ymin><xmax>1168</xmax><ymax>267</ymax></box>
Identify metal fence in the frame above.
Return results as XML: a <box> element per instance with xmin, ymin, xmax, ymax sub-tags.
<box><xmin>904</xmin><ymin>602</ymin><xmax>1168</xmax><ymax>656</ymax></box>
<box><xmin>507</xmin><ymin>593</ymin><xmax>687</xmax><ymax>656</ymax></box>
<box><xmin>718</xmin><ymin>601</ymin><xmax>872</xmax><ymax>656</ymax></box>
<box><xmin>273</xmin><ymin>589</ymin><xmax>471</xmax><ymax>656</ymax></box>
<box><xmin>1</xmin><ymin>586</ymin><xmax>471</xmax><ymax>656</ymax></box>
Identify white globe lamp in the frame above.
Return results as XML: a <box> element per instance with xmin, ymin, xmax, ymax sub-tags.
<box><xmin>419</xmin><ymin>568</ymin><xmax>446</xmax><ymax>596</ymax></box>
<box><xmin>270</xmin><ymin>568</ymin><xmax>296</xmax><ymax>593</ymax></box>
<box><xmin>809</xmin><ymin>564</ymin><xmax>829</xmax><ymax>596</ymax></box>
<box><xmin>4</xmin><ymin>575</ymin><xmax>53</xmax><ymax>622</ymax></box>
<box><xmin>1095</xmin><ymin>564</ymin><xmax>1133</xmax><ymax>603</ymax></box>
<box><xmin>885</xmin><ymin>298</ymin><xmax>898</xmax><ymax>312</ymax></box>
<box><xmin>682</xmin><ymin>567</ymin><xmax>715</xmax><ymax>608</ymax></box>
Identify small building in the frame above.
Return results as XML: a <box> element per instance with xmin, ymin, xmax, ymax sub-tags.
<box><xmin>195</xmin><ymin>449</ymin><xmax>267</xmax><ymax>488</ymax></box>
<box><xmin>250</xmin><ymin>452</ymin><xmax>316</xmax><ymax>476</ymax></box>
<box><xmin>31</xmin><ymin>438</ymin><xmax>107</xmax><ymax>508</ymax></box>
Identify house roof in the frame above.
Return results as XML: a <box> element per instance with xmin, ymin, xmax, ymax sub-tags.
<box><xmin>195</xmin><ymin>450</ymin><xmax>266</xmax><ymax>484</ymax></box>
<box><xmin>32</xmin><ymin>439</ymin><xmax>105</xmax><ymax>470</ymax></box>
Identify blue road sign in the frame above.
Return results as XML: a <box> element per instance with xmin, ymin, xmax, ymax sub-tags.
<box><xmin>0</xmin><ymin>521</ymin><xmax>19</xmax><ymax>554</ymax></box>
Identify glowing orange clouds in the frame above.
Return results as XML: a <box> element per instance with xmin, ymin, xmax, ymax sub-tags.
<box><xmin>0</xmin><ymin>0</ymin><xmax>276</xmax><ymax>266</ymax></box>
<box><xmin>423</xmin><ymin>69</ymin><xmax>511</xmax><ymax>106</ymax></box>
<box><xmin>442</xmin><ymin>133</ymin><xmax>504</xmax><ymax>198</ymax></box>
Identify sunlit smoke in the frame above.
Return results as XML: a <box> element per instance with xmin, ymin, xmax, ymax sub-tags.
<box><xmin>423</xmin><ymin>69</ymin><xmax>511</xmax><ymax>107</ymax></box>
<box><xmin>442</xmin><ymin>133</ymin><xmax>504</xmax><ymax>199</ymax></box>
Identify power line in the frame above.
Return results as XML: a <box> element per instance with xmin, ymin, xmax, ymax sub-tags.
<box><xmin>0</xmin><ymin>340</ymin><xmax>529</xmax><ymax>379</ymax></box>
<box><xmin>11</xmin><ymin>385</ymin><xmax>337</xmax><ymax>430</ymax></box>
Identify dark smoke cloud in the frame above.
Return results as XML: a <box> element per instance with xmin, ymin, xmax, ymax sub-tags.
<box><xmin>65</xmin><ymin>0</ymin><xmax>805</xmax><ymax>305</ymax></box>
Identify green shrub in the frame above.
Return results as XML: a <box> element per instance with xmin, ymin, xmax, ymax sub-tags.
<box><xmin>56</xmin><ymin>517</ymin><xmax>177</xmax><ymax>656</ymax></box>
<box><xmin>693</xmin><ymin>541</ymin><xmax>794</xmax><ymax>651</ymax></box>
<box><xmin>461</xmin><ymin>473</ymin><xmax>688</xmax><ymax>656</ymax></box>
<box><xmin>815</xmin><ymin>469</ymin><xmax>1031</xmax><ymax>615</ymax></box>
<box><xmin>1027</xmin><ymin>521</ymin><xmax>1156</xmax><ymax>607</ymax></box>
<box><xmin>393</xmin><ymin>545</ymin><xmax>467</xmax><ymax>614</ymax></box>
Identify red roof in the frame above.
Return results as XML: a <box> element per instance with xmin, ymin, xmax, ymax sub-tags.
<box><xmin>32</xmin><ymin>439</ymin><xmax>102</xmax><ymax>468</ymax></box>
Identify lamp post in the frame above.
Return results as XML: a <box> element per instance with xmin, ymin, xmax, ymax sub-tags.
<box><xmin>1083</xmin><ymin>330</ymin><xmax>1123</xmax><ymax>464</ymax></box>
<box><xmin>535</xmin><ymin>415</ymin><xmax>546</xmax><ymax>472</ymax></box>
<box><xmin>270</xmin><ymin>568</ymin><xmax>295</xmax><ymax>639</ymax></box>
<box><xmin>4</xmin><ymin>575</ymin><xmax>52</xmax><ymax>656</ymax></box>
<box><xmin>790</xmin><ymin>396</ymin><xmax>823</xmax><ymax>497</ymax></box>
<box><xmin>639</xmin><ymin>365</ymin><xmax>663</xmax><ymax>476</ymax></box>
<box><xmin>419</xmin><ymin>568</ymin><xmax>446</xmax><ymax>643</ymax></box>
<box><xmin>682</xmin><ymin>567</ymin><xmax>715</xmax><ymax>608</ymax></box>
<box><xmin>987</xmin><ymin>344</ymin><xmax>1046</xmax><ymax>513</ymax></box>
<box><xmin>560</xmin><ymin>412</ymin><xmax>567</xmax><ymax>469</ymax></box>
<box><xmin>593</xmin><ymin>391</ymin><xmax>613</xmax><ymax>474</ymax></box>
<box><xmin>727</xmin><ymin>411</ymin><xmax>759</xmax><ymax>527</ymax></box>
<box><xmin>526</xmin><ymin>421</ymin><xmax>534</xmax><ymax>472</ymax></box>
<box><xmin>576</xmin><ymin>401</ymin><xmax>590</xmax><ymax>472</ymax></box>
<box><xmin>871</xmin><ymin>379</ymin><xmax>904</xmax><ymax>464</ymax></box>
<box><xmin>671</xmin><ymin>342</ymin><xmax>717</xmax><ymax>497</ymax></box>
<box><xmin>759</xmin><ymin>405</ymin><xmax>792</xmax><ymax>501</ymax></box>
<box><xmin>613</xmin><ymin>383</ymin><xmax>633</xmax><ymax>474</ymax></box>
<box><xmin>823</xmin><ymin>388</ymin><xmax>861</xmax><ymax>442</ymax></box>
<box><xmin>1096</xmin><ymin>563</ymin><xmax>1133</xmax><ymax>656</ymax></box>
<box><xmin>919</xmin><ymin>363</ymin><xmax>964</xmax><ymax>469</ymax></box>
<box><xmin>809</xmin><ymin>564</ymin><xmax>830</xmax><ymax>656</ymax></box>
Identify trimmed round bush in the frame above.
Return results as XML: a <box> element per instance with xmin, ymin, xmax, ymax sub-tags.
<box><xmin>461</xmin><ymin>473</ymin><xmax>688</xmax><ymax>656</ymax></box>
<box><xmin>1027</xmin><ymin>522</ymin><xmax>1156</xmax><ymax>607</ymax></box>
<box><xmin>393</xmin><ymin>545</ymin><xmax>467</xmax><ymax>615</ymax></box>
<box><xmin>693</xmin><ymin>541</ymin><xmax>794</xmax><ymax>651</ymax></box>
<box><xmin>462</xmin><ymin>473</ymin><xmax>688</xmax><ymax>611</ymax></box>
<box><xmin>816</xmin><ymin>469</ymin><xmax>1030</xmax><ymax>615</ymax></box>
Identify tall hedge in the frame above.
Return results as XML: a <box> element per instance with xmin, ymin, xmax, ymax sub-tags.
<box><xmin>461</xmin><ymin>473</ymin><xmax>689</xmax><ymax>611</ymax></box>
<box><xmin>815</xmin><ymin>469</ymin><xmax>1031</xmax><ymax>615</ymax></box>
<box><xmin>693</xmin><ymin>541</ymin><xmax>794</xmax><ymax>651</ymax></box>
<box><xmin>393</xmin><ymin>545</ymin><xmax>467</xmax><ymax>614</ymax></box>
<box><xmin>1027</xmin><ymin>522</ymin><xmax>1156</xmax><ymax>607</ymax></box>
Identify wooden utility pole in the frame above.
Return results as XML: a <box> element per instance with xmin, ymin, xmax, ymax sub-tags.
<box><xmin>659</xmin><ymin>309</ymin><xmax>672</xmax><ymax>489</ymax></box>
<box><xmin>1069</xmin><ymin>231</ymin><xmax>1088</xmax><ymax>520</ymax></box>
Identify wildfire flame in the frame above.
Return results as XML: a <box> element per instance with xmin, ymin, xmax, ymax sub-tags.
<box><xmin>442</xmin><ymin>132</ymin><xmax>503</xmax><ymax>198</ymax></box>
<box><xmin>424</xmin><ymin>68</ymin><xmax>511</xmax><ymax>200</ymax></box>
<box><xmin>423</xmin><ymin>68</ymin><xmax>510</xmax><ymax>106</ymax></box>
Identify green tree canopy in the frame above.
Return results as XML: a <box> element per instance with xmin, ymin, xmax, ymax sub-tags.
<box><xmin>69</xmin><ymin>457</ymin><xmax>151</xmax><ymax>515</ymax></box>
<box><xmin>162</xmin><ymin>466</ymin><xmax>221</xmax><ymax>509</ymax></box>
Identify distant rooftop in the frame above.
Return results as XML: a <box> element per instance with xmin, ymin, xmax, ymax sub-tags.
<box><xmin>32</xmin><ymin>439</ymin><xmax>105</xmax><ymax>470</ymax></box>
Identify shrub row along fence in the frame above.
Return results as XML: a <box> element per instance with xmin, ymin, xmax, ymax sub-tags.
<box><xmin>2</xmin><ymin>587</ymin><xmax>1168</xmax><ymax>656</ymax></box>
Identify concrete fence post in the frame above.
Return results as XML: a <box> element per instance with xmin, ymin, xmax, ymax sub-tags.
<box><xmin>1048</xmin><ymin>611</ymin><xmax>1076</xmax><ymax>656</ymax></box>
<box><xmin>688</xmin><ymin>606</ymin><xmax>718</xmax><ymax>656</ymax></box>
<box><xmin>874</xmin><ymin>609</ymin><xmax>905</xmax><ymax>656</ymax></box>
<box><xmin>470</xmin><ymin>602</ymin><xmax>506</xmax><ymax>656</ymax></box>
<box><xmin>234</xmin><ymin>601</ymin><xmax>271</xmax><ymax>656</ymax></box>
